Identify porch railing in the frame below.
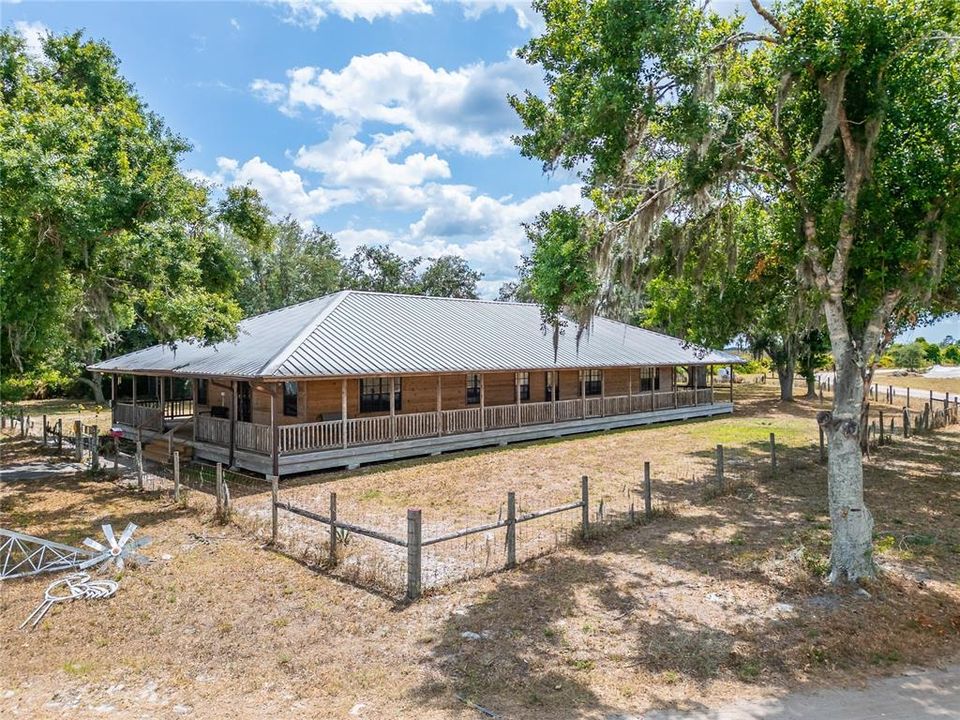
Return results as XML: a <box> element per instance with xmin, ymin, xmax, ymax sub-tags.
<box><xmin>192</xmin><ymin>388</ymin><xmax>726</xmax><ymax>456</ymax></box>
<box><xmin>114</xmin><ymin>402</ymin><xmax>163</xmax><ymax>432</ymax></box>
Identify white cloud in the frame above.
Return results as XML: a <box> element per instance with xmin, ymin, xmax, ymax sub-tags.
<box><xmin>230</xmin><ymin>17</ymin><xmax>241</xmax><ymax>30</ymax></box>
<box><xmin>251</xmin><ymin>50</ymin><xmax>542</xmax><ymax>155</ymax></box>
<box><xmin>14</xmin><ymin>20</ymin><xmax>49</xmax><ymax>60</ymax></box>
<box><xmin>269</xmin><ymin>0</ymin><xmax>432</xmax><ymax>27</ymax></box>
<box><xmin>459</xmin><ymin>1</ymin><xmax>543</xmax><ymax>32</ymax></box>
<box><xmin>293</xmin><ymin>124</ymin><xmax>450</xmax><ymax>188</ymax></box>
<box><xmin>191</xmin><ymin>156</ymin><xmax>356</xmax><ymax>221</ymax></box>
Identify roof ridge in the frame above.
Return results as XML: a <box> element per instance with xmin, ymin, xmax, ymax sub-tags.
<box><xmin>347</xmin><ymin>289</ymin><xmax>540</xmax><ymax>309</ymax></box>
<box><xmin>256</xmin><ymin>290</ymin><xmax>352</xmax><ymax>376</ymax></box>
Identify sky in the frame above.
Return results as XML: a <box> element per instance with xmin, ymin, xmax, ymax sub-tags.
<box><xmin>3</xmin><ymin>0</ymin><xmax>957</xmax><ymax>342</ymax></box>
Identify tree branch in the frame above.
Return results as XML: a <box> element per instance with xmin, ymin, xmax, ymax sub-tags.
<box><xmin>751</xmin><ymin>0</ymin><xmax>786</xmax><ymax>36</ymax></box>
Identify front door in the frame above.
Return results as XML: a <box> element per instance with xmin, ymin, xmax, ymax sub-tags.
<box><xmin>237</xmin><ymin>382</ymin><xmax>252</xmax><ymax>423</ymax></box>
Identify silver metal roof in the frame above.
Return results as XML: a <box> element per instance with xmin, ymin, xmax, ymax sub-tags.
<box><xmin>89</xmin><ymin>291</ymin><xmax>742</xmax><ymax>379</ymax></box>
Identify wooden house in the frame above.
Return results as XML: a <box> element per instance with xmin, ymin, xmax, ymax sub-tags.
<box><xmin>89</xmin><ymin>291</ymin><xmax>741</xmax><ymax>476</ymax></box>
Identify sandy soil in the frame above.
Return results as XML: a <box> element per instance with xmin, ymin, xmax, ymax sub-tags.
<box><xmin>2</xmin><ymin>384</ymin><xmax>960</xmax><ymax>719</ymax></box>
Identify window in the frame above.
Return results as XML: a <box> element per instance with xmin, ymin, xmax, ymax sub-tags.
<box><xmin>580</xmin><ymin>369</ymin><xmax>602</xmax><ymax>396</ymax></box>
<box><xmin>639</xmin><ymin>367</ymin><xmax>660</xmax><ymax>392</ymax></box>
<box><xmin>196</xmin><ymin>379</ymin><xmax>208</xmax><ymax>405</ymax></box>
<box><xmin>360</xmin><ymin>377</ymin><xmax>401</xmax><ymax>413</ymax></box>
<box><xmin>283</xmin><ymin>381</ymin><xmax>299</xmax><ymax>417</ymax></box>
<box><xmin>466</xmin><ymin>374</ymin><xmax>480</xmax><ymax>405</ymax></box>
<box><xmin>516</xmin><ymin>372</ymin><xmax>530</xmax><ymax>402</ymax></box>
<box><xmin>237</xmin><ymin>382</ymin><xmax>252</xmax><ymax>423</ymax></box>
<box><xmin>545</xmin><ymin>372</ymin><xmax>558</xmax><ymax>401</ymax></box>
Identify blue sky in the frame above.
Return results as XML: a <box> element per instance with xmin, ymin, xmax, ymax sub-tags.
<box><xmin>3</xmin><ymin>0</ymin><xmax>957</xmax><ymax>342</ymax></box>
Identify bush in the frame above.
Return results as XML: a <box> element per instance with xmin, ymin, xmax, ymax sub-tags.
<box><xmin>739</xmin><ymin>358</ymin><xmax>772</xmax><ymax>375</ymax></box>
<box><xmin>877</xmin><ymin>354</ymin><xmax>896</xmax><ymax>368</ymax></box>
<box><xmin>0</xmin><ymin>367</ymin><xmax>76</xmax><ymax>401</ymax></box>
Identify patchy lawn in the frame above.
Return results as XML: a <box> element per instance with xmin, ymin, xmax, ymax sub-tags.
<box><xmin>2</xmin><ymin>383</ymin><xmax>960</xmax><ymax>719</ymax></box>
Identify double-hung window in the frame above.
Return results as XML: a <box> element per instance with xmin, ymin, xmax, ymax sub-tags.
<box><xmin>580</xmin><ymin>369</ymin><xmax>602</xmax><ymax>396</ymax></box>
<box><xmin>360</xmin><ymin>377</ymin><xmax>401</xmax><ymax>413</ymax></box>
<box><xmin>283</xmin><ymin>381</ymin><xmax>299</xmax><ymax>417</ymax></box>
<box><xmin>516</xmin><ymin>372</ymin><xmax>530</xmax><ymax>402</ymax></box>
<box><xmin>466</xmin><ymin>374</ymin><xmax>481</xmax><ymax>405</ymax></box>
<box><xmin>196</xmin><ymin>379</ymin><xmax>208</xmax><ymax>406</ymax></box>
<box><xmin>639</xmin><ymin>367</ymin><xmax>660</xmax><ymax>392</ymax></box>
<box><xmin>545</xmin><ymin>371</ymin><xmax>558</xmax><ymax>401</ymax></box>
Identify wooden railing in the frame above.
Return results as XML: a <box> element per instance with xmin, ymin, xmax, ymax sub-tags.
<box><xmin>114</xmin><ymin>402</ymin><xmax>163</xmax><ymax>432</ymax></box>
<box><xmin>396</xmin><ymin>411</ymin><xmax>440</xmax><ymax>440</ymax></box>
<box><xmin>236</xmin><ymin>420</ymin><xmax>272</xmax><ymax>454</ymax></box>
<box><xmin>164</xmin><ymin>398</ymin><xmax>193</xmax><ymax>419</ymax></box>
<box><xmin>280</xmin><ymin>420</ymin><xmax>342</xmax><ymax>453</ymax></box>
<box><xmin>193</xmin><ymin>387</ymin><xmax>726</xmax><ymax>455</ymax></box>
<box><xmin>444</xmin><ymin>407</ymin><xmax>482</xmax><ymax>435</ymax></box>
<box><xmin>196</xmin><ymin>415</ymin><xmax>230</xmax><ymax>445</ymax></box>
<box><xmin>485</xmin><ymin>404</ymin><xmax>519</xmax><ymax>429</ymax></box>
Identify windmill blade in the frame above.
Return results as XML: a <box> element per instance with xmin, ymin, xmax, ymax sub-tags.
<box><xmin>124</xmin><ymin>537</ymin><xmax>152</xmax><ymax>551</ymax></box>
<box><xmin>117</xmin><ymin>523</ymin><xmax>138</xmax><ymax>547</ymax></box>
<box><xmin>77</xmin><ymin>552</ymin><xmax>111</xmax><ymax>570</ymax></box>
<box><xmin>102</xmin><ymin>524</ymin><xmax>118</xmax><ymax>550</ymax></box>
<box><xmin>82</xmin><ymin>538</ymin><xmax>107</xmax><ymax>552</ymax></box>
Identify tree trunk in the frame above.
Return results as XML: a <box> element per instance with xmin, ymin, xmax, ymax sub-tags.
<box><xmin>805</xmin><ymin>373</ymin><xmax>817</xmax><ymax>399</ymax></box>
<box><xmin>77</xmin><ymin>373</ymin><xmax>106</xmax><ymax>404</ymax></box>
<box><xmin>818</xmin><ymin>332</ymin><xmax>875</xmax><ymax>582</ymax></box>
<box><xmin>776</xmin><ymin>356</ymin><xmax>796</xmax><ymax>401</ymax></box>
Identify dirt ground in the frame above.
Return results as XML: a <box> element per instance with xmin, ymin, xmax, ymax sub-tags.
<box><xmin>2</xmin><ymin>384</ymin><xmax>960</xmax><ymax>719</ymax></box>
<box><xmin>872</xmin><ymin>370</ymin><xmax>960</xmax><ymax>396</ymax></box>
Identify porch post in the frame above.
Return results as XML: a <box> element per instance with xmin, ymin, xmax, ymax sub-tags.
<box><xmin>436</xmin><ymin>375</ymin><xmax>443</xmax><ymax>436</ymax></box>
<box><xmin>673</xmin><ymin>367</ymin><xmax>678</xmax><ymax>408</ymax></box>
<box><xmin>729</xmin><ymin>364</ymin><xmax>734</xmax><ymax>403</ymax></box>
<box><xmin>710</xmin><ymin>364</ymin><xmax>714</xmax><ymax>404</ymax></box>
<box><xmin>110</xmin><ymin>374</ymin><xmax>116</xmax><ymax>425</ymax></box>
<box><xmin>159</xmin><ymin>375</ymin><xmax>166</xmax><ymax>420</ymax></box>
<box><xmin>389</xmin><ymin>376</ymin><xmax>396</xmax><ymax>442</ymax></box>
<box><xmin>600</xmin><ymin>369</ymin><xmax>606</xmax><ymax>417</ymax></box>
<box><xmin>341</xmin><ymin>379</ymin><xmax>347</xmax><ymax>449</ymax></box>
<box><xmin>693</xmin><ymin>366</ymin><xmax>699</xmax><ymax>407</ymax></box>
<box><xmin>650</xmin><ymin>367</ymin><xmax>656</xmax><ymax>410</ymax></box>
<box><xmin>480</xmin><ymin>373</ymin><xmax>486</xmax><ymax>432</ymax></box>
<box><xmin>580</xmin><ymin>370</ymin><xmax>586</xmax><ymax>418</ymax></box>
<box><xmin>515</xmin><ymin>372</ymin><xmax>522</xmax><ymax>426</ymax></box>
<box><xmin>628</xmin><ymin>369</ymin><xmax>633</xmax><ymax>413</ymax></box>
<box><xmin>229</xmin><ymin>380</ymin><xmax>237</xmax><ymax>468</ymax></box>
<box><xmin>191</xmin><ymin>378</ymin><xmax>198</xmax><ymax>443</ymax></box>
<box><xmin>271</xmin><ymin>386</ymin><xmax>279</xmax><ymax>477</ymax></box>
<box><xmin>551</xmin><ymin>371</ymin><xmax>557</xmax><ymax>423</ymax></box>
<box><xmin>132</xmin><ymin>374</ymin><xmax>137</xmax><ymax>406</ymax></box>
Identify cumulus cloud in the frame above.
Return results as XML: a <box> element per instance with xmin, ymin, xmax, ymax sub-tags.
<box><xmin>269</xmin><ymin>0</ymin><xmax>432</xmax><ymax>27</ymax></box>
<box><xmin>251</xmin><ymin>50</ymin><xmax>542</xmax><ymax>155</ymax></box>
<box><xmin>14</xmin><ymin>20</ymin><xmax>49</xmax><ymax>60</ymax></box>
<box><xmin>190</xmin><ymin>156</ymin><xmax>356</xmax><ymax>221</ymax></box>
<box><xmin>459</xmin><ymin>1</ymin><xmax>543</xmax><ymax>32</ymax></box>
<box><xmin>292</xmin><ymin>124</ymin><xmax>450</xmax><ymax>187</ymax></box>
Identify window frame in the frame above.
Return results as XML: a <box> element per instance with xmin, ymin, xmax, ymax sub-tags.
<box><xmin>237</xmin><ymin>381</ymin><xmax>252</xmax><ymax>423</ymax></box>
<box><xmin>359</xmin><ymin>377</ymin><xmax>402</xmax><ymax>414</ymax></box>
<box><xmin>466</xmin><ymin>374</ymin><xmax>481</xmax><ymax>405</ymax></box>
<box><xmin>516</xmin><ymin>372</ymin><xmax>530</xmax><ymax>402</ymax></box>
<box><xmin>545</xmin><ymin>371</ymin><xmax>558</xmax><ymax>401</ymax></box>
<box><xmin>196</xmin><ymin>378</ymin><xmax>208</xmax><ymax>406</ymax></box>
<box><xmin>282</xmin><ymin>381</ymin><xmax>299</xmax><ymax>417</ymax></box>
<box><xmin>580</xmin><ymin>369</ymin><xmax>602</xmax><ymax>397</ymax></box>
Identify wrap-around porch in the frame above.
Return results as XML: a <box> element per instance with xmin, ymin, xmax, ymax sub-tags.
<box><xmin>109</xmin><ymin>366</ymin><xmax>734</xmax><ymax>476</ymax></box>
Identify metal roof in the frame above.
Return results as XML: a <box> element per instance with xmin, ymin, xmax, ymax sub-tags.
<box><xmin>89</xmin><ymin>291</ymin><xmax>742</xmax><ymax>379</ymax></box>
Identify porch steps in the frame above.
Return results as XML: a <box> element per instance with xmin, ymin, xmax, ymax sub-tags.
<box><xmin>142</xmin><ymin>423</ymin><xmax>194</xmax><ymax>465</ymax></box>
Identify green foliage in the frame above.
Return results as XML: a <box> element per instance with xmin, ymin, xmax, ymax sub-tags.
<box><xmin>417</xmin><ymin>255</ymin><xmax>482</xmax><ymax>299</ymax></box>
<box><xmin>0</xmin><ymin>366</ymin><xmax>76</xmax><ymax>401</ymax></box>
<box><xmin>341</xmin><ymin>245</ymin><xmax>422</xmax><ymax>293</ymax></box>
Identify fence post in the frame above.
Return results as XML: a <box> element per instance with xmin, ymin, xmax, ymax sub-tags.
<box><xmin>329</xmin><ymin>491</ymin><xmax>338</xmax><ymax>565</ymax></box>
<box><xmin>506</xmin><ymin>491</ymin><xmax>516</xmax><ymax>569</ymax></box>
<box><xmin>90</xmin><ymin>425</ymin><xmax>99</xmax><ymax>471</ymax></box>
<box><xmin>20</xmin><ymin>410</ymin><xmax>25</xmax><ymax>438</ymax></box>
<box><xmin>716</xmin><ymin>444</ymin><xmax>724</xmax><ymax>490</ymax></box>
<box><xmin>113</xmin><ymin>436</ymin><xmax>119</xmax><ymax>474</ymax></box>
<box><xmin>74</xmin><ymin>420</ymin><xmax>82</xmax><ymax>461</ymax></box>
<box><xmin>406</xmin><ymin>508</ymin><xmax>422</xmax><ymax>601</ymax></box>
<box><xmin>768</xmin><ymin>432</ymin><xmax>777</xmax><ymax>475</ymax></box>
<box><xmin>173</xmin><ymin>451</ymin><xmax>181</xmax><ymax>502</ymax></box>
<box><xmin>57</xmin><ymin>419</ymin><xmax>63</xmax><ymax>454</ymax></box>
<box><xmin>42</xmin><ymin>414</ymin><xmax>48</xmax><ymax>447</ymax></box>
<box><xmin>906</xmin><ymin>387</ymin><xmax>910</xmax><ymax>408</ymax></box>
<box><xmin>136</xmin><ymin>436</ymin><xmax>144</xmax><ymax>491</ymax></box>
<box><xmin>270</xmin><ymin>474</ymin><xmax>279</xmax><ymax>545</ymax></box>
<box><xmin>216</xmin><ymin>462</ymin><xmax>224</xmax><ymax>520</ymax></box>
<box><xmin>580</xmin><ymin>475</ymin><xmax>590</xmax><ymax>540</ymax></box>
<box><xmin>819</xmin><ymin>425</ymin><xmax>826</xmax><ymax>463</ymax></box>
<box><xmin>902</xmin><ymin>408</ymin><xmax>909</xmax><ymax>438</ymax></box>
<box><xmin>643</xmin><ymin>461</ymin><xmax>652</xmax><ymax>519</ymax></box>
<box><xmin>878</xmin><ymin>410</ymin><xmax>884</xmax><ymax>445</ymax></box>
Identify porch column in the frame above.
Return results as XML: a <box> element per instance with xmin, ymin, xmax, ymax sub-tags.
<box><xmin>693</xmin><ymin>366</ymin><xmax>699</xmax><ymax>407</ymax></box>
<box><xmin>729</xmin><ymin>364</ymin><xmax>734</xmax><ymax>403</ymax></box>
<box><xmin>673</xmin><ymin>367</ymin><xmax>678</xmax><ymax>408</ymax></box>
<box><xmin>710</xmin><ymin>364</ymin><xmax>715</xmax><ymax>404</ymax></box>
<box><xmin>159</xmin><ymin>375</ymin><xmax>166</xmax><ymax>420</ymax></box>
<box><xmin>132</xmin><ymin>374</ymin><xmax>137</xmax><ymax>406</ymax></box>
<box><xmin>580</xmin><ymin>371</ymin><xmax>586</xmax><ymax>418</ymax></box>
<box><xmin>650</xmin><ymin>367</ymin><xmax>656</xmax><ymax>410</ymax></box>
<box><xmin>191</xmin><ymin>378</ymin><xmax>198</xmax><ymax>443</ymax></box>
<box><xmin>229</xmin><ymin>380</ymin><xmax>237</xmax><ymax>468</ymax></box>
<box><xmin>600</xmin><ymin>369</ymin><xmax>606</xmax><ymax>417</ymax></box>
<box><xmin>551</xmin><ymin>371</ymin><xmax>557</xmax><ymax>423</ymax></box>
<box><xmin>271</xmin><ymin>386</ymin><xmax>279</xmax><ymax>477</ymax></box>
<box><xmin>436</xmin><ymin>376</ymin><xmax>443</xmax><ymax>436</ymax></box>
<box><xmin>628</xmin><ymin>369</ymin><xmax>633</xmax><ymax>413</ymax></box>
<box><xmin>341</xmin><ymin>379</ymin><xmax>348</xmax><ymax>449</ymax></box>
<box><xmin>480</xmin><ymin>373</ymin><xmax>486</xmax><ymax>432</ymax></box>
<box><xmin>515</xmin><ymin>373</ymin><xmax>522</xmax><ymax>427</ymax></box>
<box><xmin>389</xmin><ymin>376</ymin><xmax>396</xmax><ymax>442</ymax></box>
<box><xmin>110</xmin><ymin>374</ymin><xmax>117</xmax><ymax>425</ymax></box>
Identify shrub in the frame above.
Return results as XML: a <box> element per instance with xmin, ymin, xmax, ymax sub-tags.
<box><xmin>0</xmin><ymin>367</ymin><xmax>76</xmax><ymax>401</ymax></box>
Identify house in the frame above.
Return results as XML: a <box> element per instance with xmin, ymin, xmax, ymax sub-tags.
<box><xmin>89</xmin><ymin>291</ymin><xmax>742</xmax><ymax>476</ymax></box>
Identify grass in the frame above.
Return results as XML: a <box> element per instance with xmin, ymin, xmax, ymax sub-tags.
<box><xmin>2</xmin><ymin>383</ymin><xmax>960</xmax><ymax>719</ymax></box>
<box><xmin>872</xmin><ymin>370</ymin><xmax>960</xmax><ymax>396</ymax></box>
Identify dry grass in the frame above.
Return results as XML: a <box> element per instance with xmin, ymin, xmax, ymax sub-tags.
<box><xmin>872</xmin><ymin>370</ymin><xmax>960</xmax><ymax>396</ymax></box>
<box><xmin>2</xmin><ymin>383</ymin><xmax>960</xmax><ymax>719</ymax></box>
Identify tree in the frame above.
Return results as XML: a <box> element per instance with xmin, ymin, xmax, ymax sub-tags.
<box><xmin>892</xmin><ymin>342</ymin><xmax>927</xmax><ymax>370</ymax></box>
<box><xmin>418</xmin><ymin>255</ymin><xmax>483</xmax><ymax>299</ymax></box>
<box><xmin>945</xmin><ymin>344</ymin><xmax>960</xmax><ymax>364</ymax></box>
<box><xmin>512</xmin><ymin>0</ymin><xmax>960</xmax><ymax>582</ymax></box>
<box><xmin>0</xmin><ymin>30</ymin><xmax>258</xmax><ymax>399</ymax></box>
<box><xmin>341</xmin><ymin>245</ymin><xmax>421</xmax><ymax>294</ymax></box>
